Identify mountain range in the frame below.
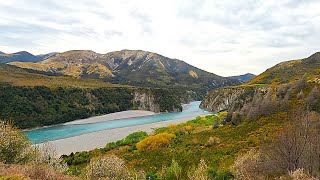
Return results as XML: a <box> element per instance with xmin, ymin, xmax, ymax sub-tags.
<box><xmin>7</xmin><ymin>49</ymin><xmax>241</xmax><ymax>99</ymax></box>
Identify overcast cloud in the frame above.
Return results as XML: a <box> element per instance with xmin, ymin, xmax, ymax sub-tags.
<box><xmin>0</xmin><ymin>0</ymin><xmax>319</xmax><ymax>76</ymax></box>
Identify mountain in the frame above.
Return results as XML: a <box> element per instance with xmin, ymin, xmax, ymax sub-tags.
<box><xmin>0</xmin><ymin>51</ymin><xmax>42</xmax><ymax>63</ymax></box>
<box><xmin>36</xmin><ymin>52</ymin><xmax>59</xmax><ymax>60</ymax></box>
<box><xmin>247</xmin><ymin>52</ymin><xmax>320</xmax><ymax>85</ymax></box>
<box><xmin>0</xmin><ymin>51</ymin><xmax>4</xmax><ymax>54</ymax></box>
<box><xmin>229</xmin><ymin>73</ymin><xmax>256</xmax><ymax>82</ymax></box>
<box><xmin>9</xmin><ymin>49</ymin><xmax>241</xmax><ymax>98</ymax></box>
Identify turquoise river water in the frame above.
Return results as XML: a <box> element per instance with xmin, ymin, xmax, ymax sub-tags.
<box><xmin>26</xmin><ymin>101</ymin><xmax>210</xmax><ymax>143</ymax></box>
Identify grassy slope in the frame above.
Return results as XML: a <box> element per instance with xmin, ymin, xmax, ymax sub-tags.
<box><xmin>247</xmin><ymin>53</ymin><xmax>320</xmax><ymax>85</ymax></box>
<box><xmin>0</xmin><ymin>64</ymin><xmax>130</xmax><ymax>89</ymax></box>
<box><xmin>64</xmin><ymin>112</ymin><xmax>287</xmax><ymax>178</ymax></box>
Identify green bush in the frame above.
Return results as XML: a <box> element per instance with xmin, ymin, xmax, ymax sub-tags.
<box><xmin>120</xmin><ymin>131</ymin><xmax>148</xmax><ymax>145</ymax></box>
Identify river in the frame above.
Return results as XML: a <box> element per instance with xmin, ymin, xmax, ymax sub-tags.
<box><xmin>26</xmin><ymin>101</ymin><xmax>210</xmax><ymax>144</ymax></box>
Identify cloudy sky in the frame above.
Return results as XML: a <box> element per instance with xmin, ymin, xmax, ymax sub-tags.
<box><xmin>0</xmin><ymin>0</ymin><xmax>320</xmax><ymax>76</ymax></box>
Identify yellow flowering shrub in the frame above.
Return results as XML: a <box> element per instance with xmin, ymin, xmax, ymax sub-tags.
<box><xmin>217</xmin><ymin>111</ymin><xmax>228</xmax><ymax>120</ymax></box>
<box><xmin>168</xmin><ymin>124</ymin><xmax>177</xmax><ymax>129</ymax></box>
<box><xmin>136</xmin><ymin>133</ymin><xmax>176</xmax><ymax>151</ymax></box>
<box><xmin>185</xmin><ymin>125</ymin><xmax>193</xmax><ymax>134</ymax></box>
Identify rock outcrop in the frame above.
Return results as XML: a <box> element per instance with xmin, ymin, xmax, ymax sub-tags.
<box><xmin>200</xmin><ymin>86</ymin><xmax>271</xmax><ymax>113</ymax></box>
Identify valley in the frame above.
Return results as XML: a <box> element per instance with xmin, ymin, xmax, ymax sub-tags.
<box><xmin>1</xmin><ymin>50</ymin><xmax>320</xmax><ymax>180</ymax></box>
<box><xmin>1</xmin><ymin>1</ymin><xmax>320</xmax><ymax>179</ymax></box>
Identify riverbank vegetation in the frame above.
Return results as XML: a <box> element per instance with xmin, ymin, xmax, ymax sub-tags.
<box><xmin>0</xmin><ymin>84</ymin><xmax>184</xmax><ymax>129</ymax></box>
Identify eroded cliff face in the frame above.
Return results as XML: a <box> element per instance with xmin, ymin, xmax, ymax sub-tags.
<box><xmin>200</xmin><ymin>86</ymin><xmax>271</xmax><ymax>113</ymax></box>
<box><xmin>133</xmin><ymin>90</ymin><xmax>160</xmax><ymax>112</ymax></box>
<box><xmin>133</xmin><ymin>89</ymin><xmax>182</xmax><ymax>113</ymax></box>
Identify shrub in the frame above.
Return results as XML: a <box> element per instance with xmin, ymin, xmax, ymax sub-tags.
<box><xmin>33</xmin><ymin>142</ymin><xmax>67</xmax><ymax>173</ymax></box>
<box><xmin>121</xmin><ymin>131</ymin><xmax>148</xmax><ymax>145</ymax></box>
<box><xmin>206</xmin><ymin>137</ymin><xmax>220</xmax><ymax>147</ymax></box>
<box><xmin>187</xmin><ymin>159</ymin><xmax>208</xmax><ymax>180</ymax></box>
<box><xmin>185</xmin><ymin>125</ymin><xmax>193</xmax><ymax>134</ymax></box>
<box><xmin>233</xmin><ymin>149</ymin><xmax>263</xmax><ymax>179</ymax></box>
<box><xmin>146</xmin><ymin>172</ymin><xmax>158</xmax><ymax>180</ymax></box>
<box><xmin>217</xmin><ymin>111</ymin><xmax>228</xmax><ymax>120</ymax></box>
<box><xmin>64</xmin><ymin>151</ymin><xmax>90</xmax><ymax>166</ymax></box>
<box><xmin>85</xmin><ymin>154</ymin><xmax>131</xmax><ymax>180</ymax></box>
<box><xmin>288</xmin><ymin>169</ymin><xmax>317</xmax><ymax>180</ymax></box>
<box><xmin>166</xmin><ymin>159</ymin><xmax>182</xmax><ymax>180</ymax></box>
<box><xmin>136</xmin><ymin>133</ymin><xmax>176</xmax><ymax>151</ymax></box>
<box><xmin>168</xmin><ymin>124</ymin><xmax>177</xmax><ymax>129</ymax></box>
<box><xmin>0</xmin><ymin>121</ymin><xmax>33</xmax><ymax>164</ymax></box>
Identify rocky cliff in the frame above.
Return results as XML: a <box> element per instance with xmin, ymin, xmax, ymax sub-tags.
<box><xmin>133</xmin><ymin>90</ymin><xmax>160</xmax><ymax>112</ymax></box>
<box><xmin>133</xmin><ymin>88</ymin><xmax>182</xmax><ymax>113</ymax></box>
<box><xmin>200</xmin><ymin>86</ymin><xmax>272</xmax><ymax>113</ymax></box>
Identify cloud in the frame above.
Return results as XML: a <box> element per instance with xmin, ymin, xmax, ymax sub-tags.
<box><xmin>0</xmin><ymin>0</ymin><xmax>319</xmax><ymax>76</ymax></box>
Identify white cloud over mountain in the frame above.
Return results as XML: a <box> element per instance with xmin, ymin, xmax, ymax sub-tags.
<box><xmin>0</xmin><ymin>0</ymin><xmax>319</xmax><ymax>76</ymax></box>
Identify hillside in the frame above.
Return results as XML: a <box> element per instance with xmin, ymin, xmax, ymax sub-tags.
<box><xmin>0</xmin><ymin>65</ymin><xmax>184</xmax><ymax>129</ymax></box>
<box><xmin>229</xmin><ymin>73</ymin><xmax>256</xmax><ymax>82</ymax></box>
<box><xmin>247</xmin><ymin>52</ymin><xmax>320</xmax><ymax>85</ymax></box>
<box><xmin>9</xmin><ymin>49</ymin><xmax>241</xmax><ymax>98</ymax></box>
<box><xmin>0</xmin><ymin>64</ymin><xmax>128</xmax><ymax>89</ymax></box>
<box><xmin>0</xmin><ymin>51</ymin><xmax>43</xmax><ymax>63</ymax></box>
<box><xmin>201</xmin><ymin>51</ymin><xmax>320</xmax><ymax>121</ymax></box>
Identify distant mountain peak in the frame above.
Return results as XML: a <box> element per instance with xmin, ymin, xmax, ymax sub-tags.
<box><xmin>0</xmin><ymin>51</ymin><xmax>4</xmax><ymax>54</ymax></box>
<box><xmin>229</xmin><ymin>73</ymin><xmax>256</xmax><ymax>82</ymax></box>
<box><xmin>0</xmin><ymin>51</ymin><xmax>42</xmax><ymax>63</ymax></box>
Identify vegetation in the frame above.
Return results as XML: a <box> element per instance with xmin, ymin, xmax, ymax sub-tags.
<box><xmin>0</xmin><ymin>63</ymin><xmax>130</xmax><ymax>89</ymax></box>
<box><xmin>0</xmin><ymin>85</ymin><xmax>134</xmax><ymax>129</ymax></box>
<box><xmin>84</xmin><ymin>155</ymin><xmax>145</xmax><ymax>180</ymax></box>
<box><xmin>136</xmin><ymin>133</ymin><xmax>176</xmax><ymax>151</ymax></box>
<box><xmin>0</xmin><ymin>121</ymin><xmax>72</xmax><ymax>180</ymax></box>
<box><xmin>0</xmin><ymin>121</ymin><xmax>33</xmax><ymax>164</ymax></box>
<box><xmin>247</xmin><ymin>52</ymin><xmax>320</xmax><ymax>85</ymax></box>
<box><xmin>61</xmin><ymin>112</ymin><xmax>287</xmax><ymax>179</ymax></box>
<box><xmin>233</xmin><ymin>111</ymin><xmax>320</xmax><ymax>179</ymax></box>
<box><xmin>3</xmin><ymin>51</ymin><xmax>320</xmax><ymax>179</ymax></box>
<box><xmin>0</xmin><ymin>81</ymin><xmax>183</xmax><ymax>129</ymax></box>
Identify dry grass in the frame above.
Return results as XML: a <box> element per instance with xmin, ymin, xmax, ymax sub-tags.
<box><xmin>0</xmin><ymin>163</ymin><xmax>79</xmax><ymax>180</ymax></box>
<box><xmin>0</xmin><ymin>70</ymin><xmax>129</xmax><ymax>89</ymax></box>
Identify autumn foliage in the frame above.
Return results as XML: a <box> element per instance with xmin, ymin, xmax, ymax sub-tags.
<box><xmin>136</xmin><ymin>133</ymin><xmax>176</xmax><ymax>151</ymax></box>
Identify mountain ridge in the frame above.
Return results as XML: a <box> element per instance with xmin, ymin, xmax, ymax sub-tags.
<box><xmin>9</xmin><ymin>49</ymin><xmax>241</xmax><ymax>99</ymax></box>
